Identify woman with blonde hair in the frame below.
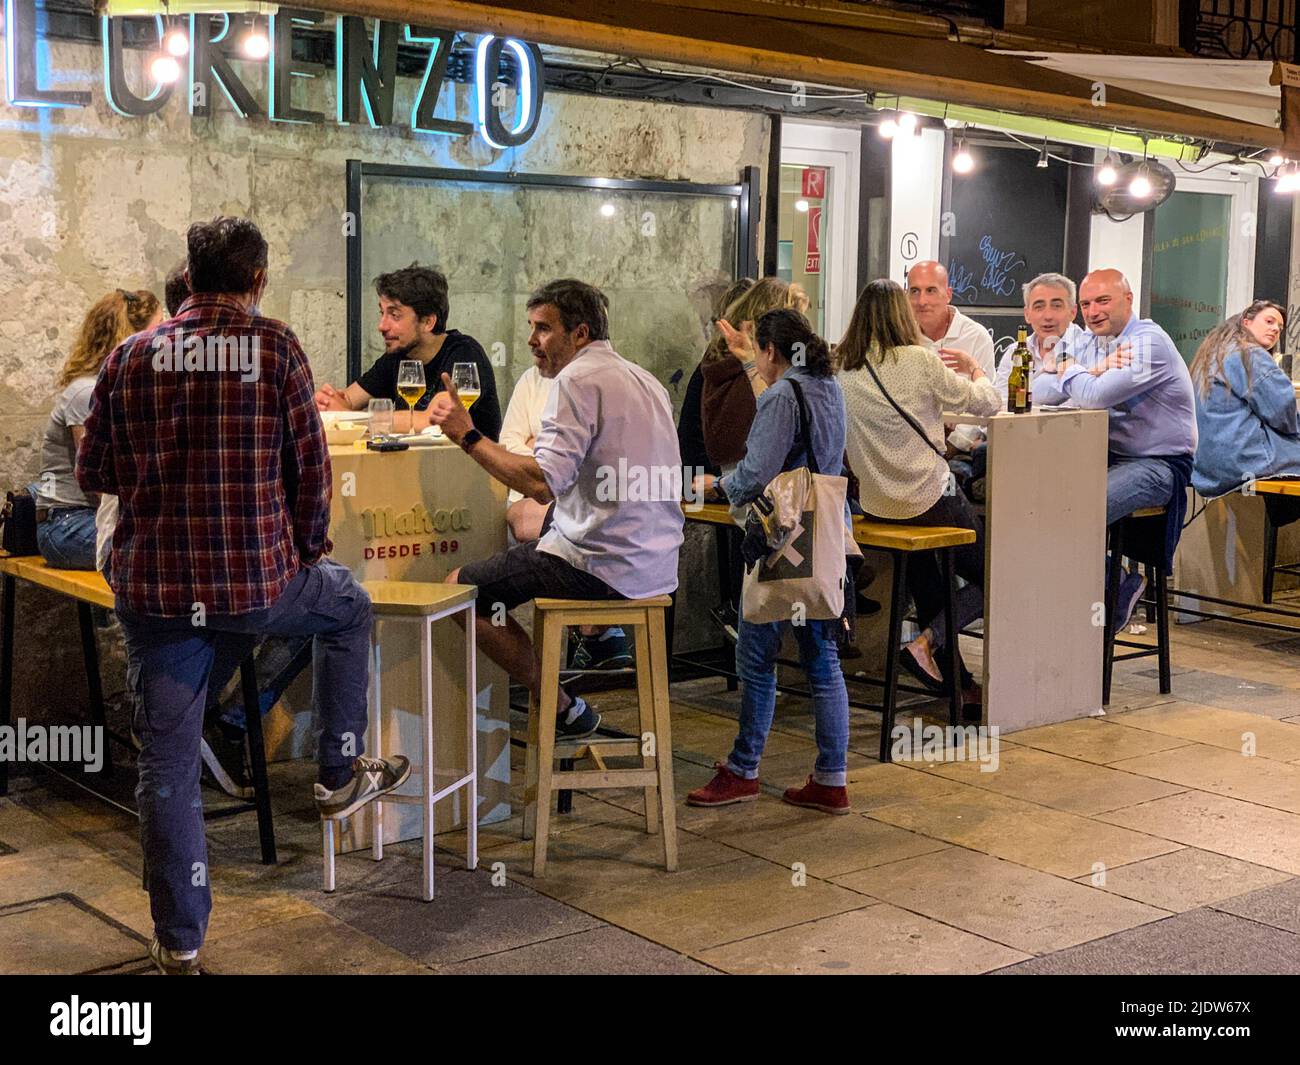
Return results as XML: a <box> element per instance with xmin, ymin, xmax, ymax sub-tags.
<box><xmin>1190</xmin><ymin>300</ymin><xmax>1298</xmax><ymax>497</ymax></box>
<box><xmin>33</xmin><ymin>288</ymin><xmax>161</xmax><ymax>569</ymax></box>
<box><xmin>838</xmin><ymin>279</ymin><xmax>999</xmax><ymax>715</ymax></box>
<box><xmin>1190</xmin><ymin>300</ymin><xmax>1300</xmax><ymax>583</ymax></box>
<box><xmin>700</xmin><ymin>276</ymin><xmax>798</xmax><ymax>472</ymax></box>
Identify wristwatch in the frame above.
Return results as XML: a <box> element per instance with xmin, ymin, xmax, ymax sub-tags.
<box><xmin>459</xmin><ymin>428</ymin><xmax>483</xmax><ymax>454</ymax></box>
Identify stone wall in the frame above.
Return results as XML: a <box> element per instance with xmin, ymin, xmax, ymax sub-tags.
<box><xmin>0</xmin><ymin>36</ymin><xmax>769</xmax><ymax>724</ymax></box>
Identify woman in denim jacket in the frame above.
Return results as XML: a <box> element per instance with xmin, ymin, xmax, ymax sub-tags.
<box><xmin>687</xmin><ymin>308</ymin><xmax>854</xmax><ymax>815</ymax></box>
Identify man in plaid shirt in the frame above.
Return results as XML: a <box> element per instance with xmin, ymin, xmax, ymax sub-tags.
<box><xmin>78</xmin><ymin>217</ymin><xmax>409</xmax><ymax>975</ymax></box>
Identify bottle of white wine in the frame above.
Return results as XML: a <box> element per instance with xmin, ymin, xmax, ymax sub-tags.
<box><xmin>1007</xmin><ymin>326</ymin><xmax>1031</xmax><ymax>414</ymax></box>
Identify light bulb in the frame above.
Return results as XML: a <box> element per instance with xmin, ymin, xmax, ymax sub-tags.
<box><xmin>163</xmin><ymin>29</ymin><xmax>189</xmax><ymax>57</ymax></box>
<box><xmin>897</xmin><ymin>111</ymin><xmax>918</xmax><ymax>134</ymax></box>
<box><xmin>1269</xmin><ymin>153</ymin><xmax>1285</xmax><ymax>167</ymax></box>
<box><xmin>599</xmin><ymin>203</ymin><xmax>616</xmax><ymax>217</ymax></box>
<box><xmin>794</xmin><ymin>199</ymin><xmax>809</xmax><ymax>213</ymax></box>
<box><xmin>242</xmin><ymin>30</ymin><xmax>270</xmax><ymax>59</ymax></box>
<box><xmin>1097</xmin><ymin>155</ymin><xmax>1118</xmax><ymax>186</ymax></box>
<box><xmin>1277</xmin><ymin>167</ymin><xmax>1299</xmax><ymax>193</ymax></box>
<box><xmin>1129</xmin><ymin>171</ymin><xmax>1152</xmax><ymax>198</ymax></box>
<box><xmin>150</xmin><ymin>55</ymin><xmax>181</xmax><ymax>83</ymax></box>
<box><xmin>952</xmin><ymin>143</ymin><xmax>974</xmax><ymax>174</ymax></box>
<box><xmin>879</xmin><ymin>117</ymin><xmax>898</xmax><ymax>139</ymax></box>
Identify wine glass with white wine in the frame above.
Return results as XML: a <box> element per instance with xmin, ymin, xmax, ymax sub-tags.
<box><xmin>452</xmin><ymin>362</ymin><xmax>481</xmax><ymax>412</ymax></box>
<box><xmin>396</xmin><ymin>360</ymin><xmax>425</xmax><ymax>433</ymax></box>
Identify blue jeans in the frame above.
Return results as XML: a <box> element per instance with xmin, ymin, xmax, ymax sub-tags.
<box><xmin>117</xmin><ymin>559</ymin><xmax>371</xmax><ymax>952</ymax></box>
<box><xmin>728</xmin><ymin>618</ymin><xmax>849</xmax><ymax>786</ymax></box>
<box><xmin>1107</xmin><ymin>456</ymin><xmax>1175</xmax><ymax>526</ymax></box>
<box><xmin>36</xmin><ymin>505</ymin><xmax>97</xmax><ymax>569</ymax></box>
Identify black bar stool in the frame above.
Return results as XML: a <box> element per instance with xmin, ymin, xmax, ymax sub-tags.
<box><xmin>1102</xmin><ymin>506</ymin><xmax>1171</xmax><ymax>705</ymax></box>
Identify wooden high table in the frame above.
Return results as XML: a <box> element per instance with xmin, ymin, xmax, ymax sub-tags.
<box><xmin>324</xmin><ymin>438</ymin><xmax>509</xmax><ymax>850</ymax></box>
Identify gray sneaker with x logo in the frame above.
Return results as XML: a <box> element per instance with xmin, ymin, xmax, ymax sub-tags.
<box><xmin>314</xmin><ymin>755</ymin><xmax>412</xmax><ymax>820</ymax></box>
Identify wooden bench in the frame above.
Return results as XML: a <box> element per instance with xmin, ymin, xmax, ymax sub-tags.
<box><xmin>680</xmin><ymin>503</ymin><xmax>977</xmax><ymax>762</ymax></box>
<box><xmin>0</xmin><ymin>553</ymin><xmax>277</xmax><ymax>863</ymax></box>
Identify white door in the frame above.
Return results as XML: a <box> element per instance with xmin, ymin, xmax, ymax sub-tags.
<box><xmin>780</xmin><ymin>121</ymin><xmax>861</xmax><ymax>342</ymax></box>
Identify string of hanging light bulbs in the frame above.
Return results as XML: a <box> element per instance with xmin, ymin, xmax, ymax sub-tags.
<box><xmin>144</xmin><ymin>15</ymin><xmax>271</xmax><ymax>85</ymax></box>
<box><xmin>877</xmin><ymin>107</ymin><xmax>1300</xmax><ymax>199</ymax></box>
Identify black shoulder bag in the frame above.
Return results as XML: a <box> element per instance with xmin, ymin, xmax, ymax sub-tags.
<box><xmin>1</xmin><ymin>489</ymin><xmax>39</xmax><ymax>556</ymax></box>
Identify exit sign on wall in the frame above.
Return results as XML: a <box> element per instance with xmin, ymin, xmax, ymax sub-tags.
<box><xmin>806</xmin><ymin>206</ymin><xmax>822</xmax><ymax>273</ymax></box>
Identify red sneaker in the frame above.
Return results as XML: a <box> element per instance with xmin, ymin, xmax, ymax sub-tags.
<box><xmin>686</xmin><ymin>763</ymin><xmax>760</xmax><ymax>806</ymax></box>
<box><xmin>782</xmin><ymin>776</ymin><xmax>850</xmax><ymax>815</ymax></box>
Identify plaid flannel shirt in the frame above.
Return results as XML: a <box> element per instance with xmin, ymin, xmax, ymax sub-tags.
<box><xmin>77</xmin><ymin>292</ymin><xmax>332</xmax><ymax>617</ymax></box>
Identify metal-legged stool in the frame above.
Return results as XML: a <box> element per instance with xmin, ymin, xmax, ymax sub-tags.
<box><xmin>322</xmin><ymin>581</ymin><xmax>479</xmax><ymax>901</ymax></box>
<box><xmin>1103</xmin><ymin>506</ymin><xmax>1171</xmax><ymax>705</ymax></box>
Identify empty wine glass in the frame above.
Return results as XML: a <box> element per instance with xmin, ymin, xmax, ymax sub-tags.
<box><xmin>367</xmin><ymin>398</ymin><xmax>394</xmax><ymax>438</ymax></box>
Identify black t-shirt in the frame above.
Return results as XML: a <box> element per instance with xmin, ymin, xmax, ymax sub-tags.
<box><xmin>356</xmin><ymin>330</ymin><xmax>502</xmax><ymax>440</ymax></box>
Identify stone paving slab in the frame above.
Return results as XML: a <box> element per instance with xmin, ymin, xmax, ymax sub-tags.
<box><xmin>694</xmin><ymin>902</ymin><xmax>1030</xmax><ymax>975</ymax></box>
<box><xmin>1071</xmin><ymin>849</ymin><xmax>1291</xmax><ymax>913</ymax></box>
<box><xmin>312</xmin><ymin>866</ymin><xmax>605</xmax><ymax>966</ymax></box>
<box><xmin>437</xmin><ymin>926</ymin><xmax>718</xmax><ymax>975</ymax></box>
<box><xmin>1212</xmin><ymin>877</ymin><xmax>1300</xmax><ymax>935</ymax></box>
<box><xmin>832</xmin><ymin>847</ymin><xmax>1168</xmax><ymax>955</ymax></box>
<box><xmin>990</xmin><ymin>908</ymin><xmax>1300</xmax><ymax>975</ymax></box>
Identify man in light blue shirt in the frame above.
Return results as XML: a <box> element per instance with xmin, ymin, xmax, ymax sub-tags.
<box><xmin>1038</xmin><ymin>269</ymin><xmax>1197</xmax><ymax>622</ymax></box>
<box><xmin>1003</xmin><ymin>272</ymin><xmax>1091</xmax><ymax>405</ymax></box>
<box><xmin>956</xmin><ymin>273</ymin><xmax>1090</xmax><ymax>493</ymax></box>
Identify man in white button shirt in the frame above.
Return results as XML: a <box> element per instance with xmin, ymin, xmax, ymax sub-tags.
<box><xmin>907</xmin><ymin>260</ymin><xmax>996</xmax><ymax>378</ymax></box>
<box><xmin>500</xmin><ymin>357</ymin><xmax>633</xmax><ymax>672</ymax></box>
<box><xmin>908</xmin><ymin>261</ymin><xmax>996</xmax><ymax>458</ymax></box>
<box><xmin>429</xmin><ymin>279</ymin><xmax>684</xmax><ymax>739</ymax></box>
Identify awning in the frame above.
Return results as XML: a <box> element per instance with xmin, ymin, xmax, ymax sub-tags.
<box><xmin>997</xmin><ymin>52</ymin><xmax>1280</xmax><ymax>131</ymax></box>
<box><xmin>313</xmin><ymin>0</ymin><xmax>1283</xmax><ymax>149</ymax></box>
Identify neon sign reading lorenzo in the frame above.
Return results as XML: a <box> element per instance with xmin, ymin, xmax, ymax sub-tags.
<box><xmin>2</xmin><ymin>0</ymin><xmax>544</xmax><ymax>148</ymax></box>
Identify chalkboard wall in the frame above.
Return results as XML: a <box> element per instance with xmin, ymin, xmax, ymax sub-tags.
<box><xmin>941</xmin><ymin>143</ymin><xmax>1070</xmax><ymax>309</ymax></box>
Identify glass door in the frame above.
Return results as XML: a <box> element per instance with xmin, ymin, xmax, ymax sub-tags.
<box><xmin>1149</xmin><ymin>174</ymin><xmax>1256</xmax><ymax>362</ymax></box>
<box><xmin>780</xmin><ymin>122</ymin><xmax>861</xmax><ymax>342</ymax></box>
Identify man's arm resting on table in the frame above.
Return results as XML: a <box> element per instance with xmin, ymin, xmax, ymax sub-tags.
<box><xmin>315</xmin><ymin>380</ymin><xmax>372</xmax><ymax>411</ymax></box>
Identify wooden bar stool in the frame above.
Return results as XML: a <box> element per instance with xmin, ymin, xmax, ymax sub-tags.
<box><xmin>1257</xmin><ymin>479</ymin><xmax>1300</xmax><ymax>604</ymax></box>
<box><xmin>851</xmin><ymin>518</ymin><xmax>976</xmax><ymax>761</ymax></box>
<box><xmin>322</xmin><ymin>581</ymin><xmax>479</xmax><ymax>901</ymax></box>
<box><xmin>524</xmin><ymin>596</ymin><xmax>677</xmax><ymax>878</ymax></box>
<box><xmin>1103</xmin><ymin>506</ymin><xmax>1171</xmax><ymax>704</ymax></box>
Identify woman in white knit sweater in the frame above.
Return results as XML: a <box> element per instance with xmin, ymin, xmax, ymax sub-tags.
<box><xmin>837</xmin><ymin>280</ymin><xmax>1000</xmax><ymax>715</ymax></box>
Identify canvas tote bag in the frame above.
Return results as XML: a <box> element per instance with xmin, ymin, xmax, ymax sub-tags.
<box><xmin>741</xmin><ymin>378</ymin><xmax>860</xmax><ymax>624</ymax></box>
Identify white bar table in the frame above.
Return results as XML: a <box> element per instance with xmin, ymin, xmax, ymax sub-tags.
<box><xmin>952</xmin><ymin>408</ymin><xmax>1110</xmax><ymax>731</ymax></box>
